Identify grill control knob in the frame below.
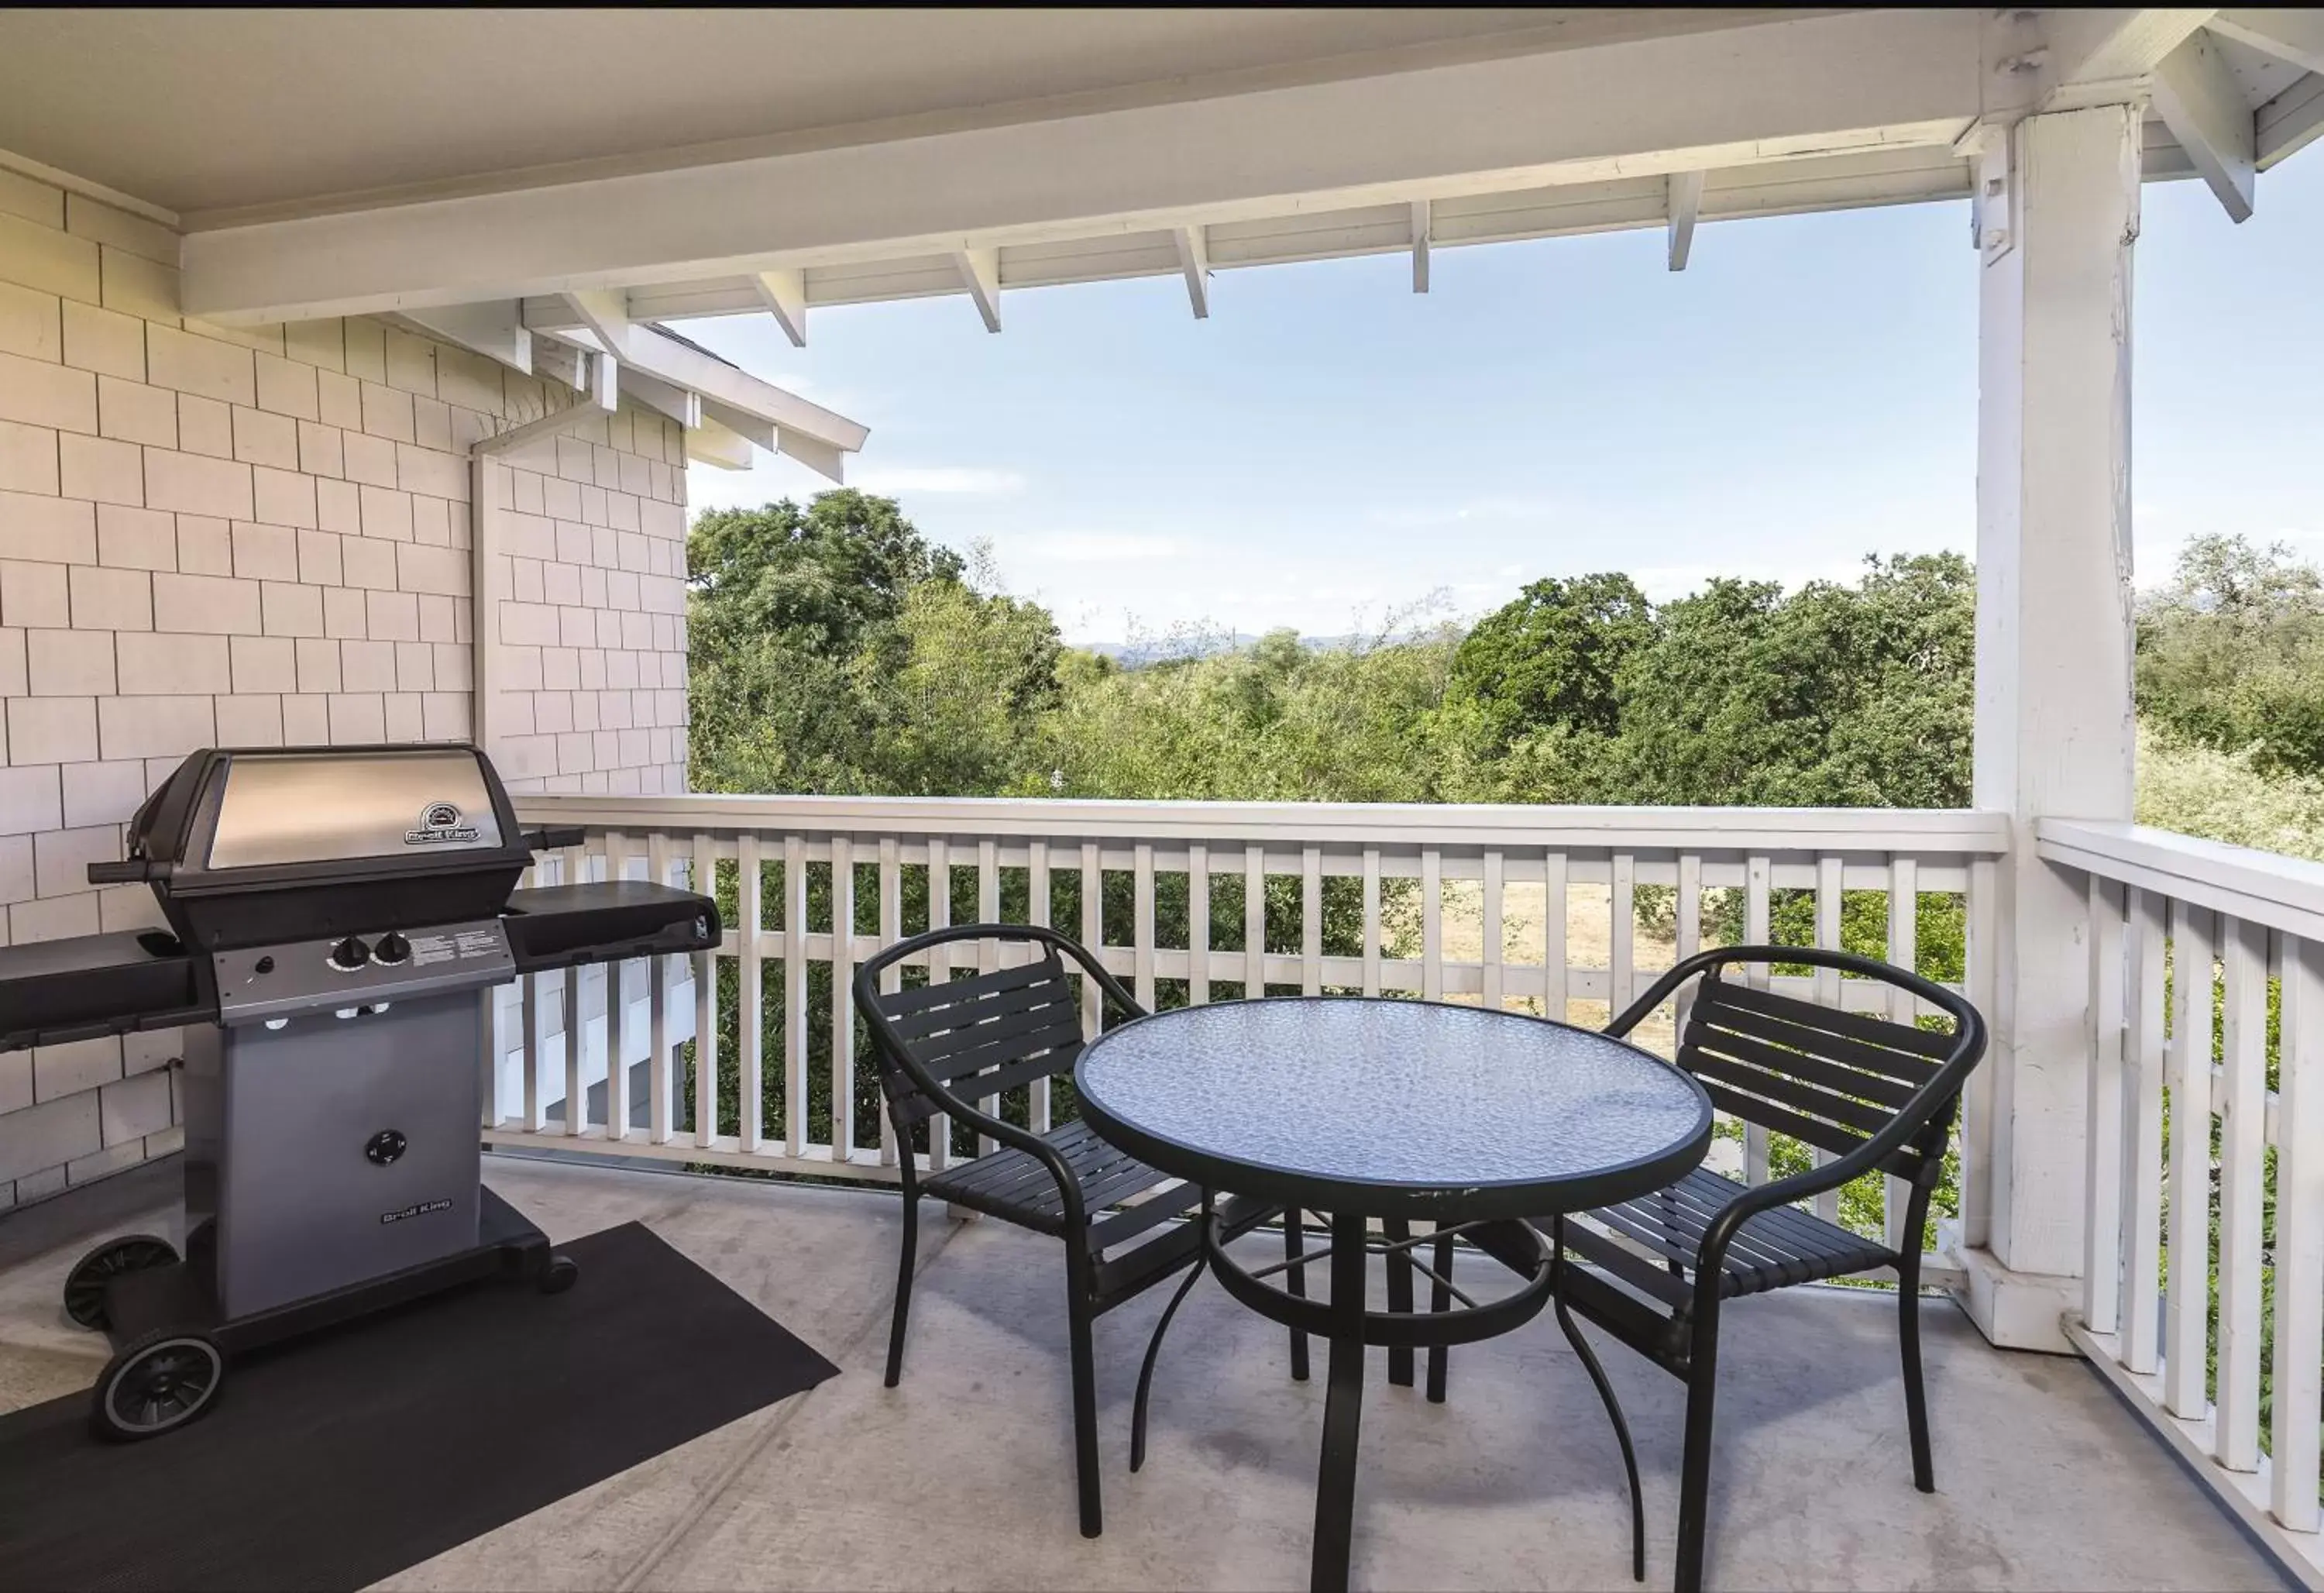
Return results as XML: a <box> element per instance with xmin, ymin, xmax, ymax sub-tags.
<box><xmin>373</xmin><ymin>931</ymin><xmax>411</xmax><ymax>966</ymax></box>
<box><xmin>328</xmin><ymin>935</ymin><xmax>369</xmax><ymax>972</ymax></box>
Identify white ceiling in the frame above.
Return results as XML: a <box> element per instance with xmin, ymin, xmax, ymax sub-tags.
<box><xmin>0</xmin><ymin>7</ymin><xmax>1744</xmax><ymax>220</ymax></box>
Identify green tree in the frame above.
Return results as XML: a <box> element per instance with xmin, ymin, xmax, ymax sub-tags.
<box><xmin>1444</xmin><ymin>573</ymin><xmax>1655</xmax><ymax>750</ymax></box>
<box><xmin>686</xmin><ymin>492</ymin><xmax>1057</xmax><ymax>798</ymax></box>
<box><xmin>2138</xmin><ymin>534</ymin><xmax>2324</xmax><ymax>777</ymax></box>
<box><xmin>1611</xmin><ymin>553</ymin><xmax>1974</xmax><ymax>808</ymax></box>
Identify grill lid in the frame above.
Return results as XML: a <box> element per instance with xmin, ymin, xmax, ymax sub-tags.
<box><xmin>201</xmin><ymin>748</ymin><xmax>505</xmax><ymax>868</ymax></box>
<box><xmin>99</xmin><ymin>744</ymin><xmax>542</xmax><ymax>951</ymax></box>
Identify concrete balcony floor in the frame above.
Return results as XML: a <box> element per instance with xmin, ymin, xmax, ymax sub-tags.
<box><xmin>0</xmin><ymin>1154</ymin><xmax>2290</xmax><ymax>1591</ymax></box>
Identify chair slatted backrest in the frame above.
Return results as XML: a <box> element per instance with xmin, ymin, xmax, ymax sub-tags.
<box><xmin>1678</xmin><ymin>971</ymin><xmax>1962</xmax><ymax>1186</ymax></box>
<box><xmin>865</xmin><ymin>952</ymin><xmax>1088</xmax><ymax>1126</ymax></box>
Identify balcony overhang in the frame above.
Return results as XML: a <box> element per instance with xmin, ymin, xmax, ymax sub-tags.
<box><xmin>0</xmin><ymin>9</ymin><xmax>2310</xmax><ymax>349</ymax></box>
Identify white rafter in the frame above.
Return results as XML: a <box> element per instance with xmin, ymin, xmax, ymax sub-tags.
<box><xmin>687</xmin><ymin>417</ymin><xmax>755</xmax><ymax>470</ymax></box>
<box><xmin>620</xmin><ymin>368</ymin><xmax>703</xmax><ymax>429</ymax></box>
<box><xmin>2153</xmin><ymin>29</ymin><xmax>2257</xmax><ymax>219</ymax></box>
<box><xmin>2207</xmin><ymin>9</ymin><xmax>2324</xmax><ymax>74</ymax></box>
<box><xmin>1174</xmin><ymin>225</ymin><xmax>1209</xmax><ymax>319</ymax></box>
<box><xmin>752</xmin><ymin>268</ymin><xmax>808</xmax><ymax>347</ymax></box>
<box><xmin>390</xmin><ymin>301</ymin><xmax>532</xmax><ymax>373</ymax></box>
<box><xmin>1666</xmin><ymin>169</ymin><xmax>1706</xmax><ymax>270</ymax></box>
<box><xmin>559</xmin><ymin>289</ymin><xmax>635</xmax><ymax>356</ymax></box>
<box><xmin>951</xmin><ymin>246</ymin><xmax>1002</xmax><ymax>332</ymax></box>
<box><xmin>586</xmin><ymin>346</ymin><xmax>618</xmax><ymax>414</ymax></box>
<box><xmin>2260</xmin><ymin>72</ymin><xmax>2324</xmax><ymax>167</ymax></box>
<box><xmin>547</xmin><ymin>316</ymin><xmax>867</xmax><ymax>481</ymax></box>
<box><xmin>2037</xmin><ymin>9</ymin><xmax>2220</xmax><ymax>110</ymax></box>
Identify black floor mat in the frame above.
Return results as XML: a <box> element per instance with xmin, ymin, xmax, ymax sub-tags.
<box><xmin>0</xmin><ymin>1220</ymin><xmax>840</xmax><ymax>1592</ymax></box>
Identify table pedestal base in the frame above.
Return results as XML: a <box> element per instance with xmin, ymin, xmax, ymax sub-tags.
<box><xmin>1208</xmin><ymin>1209</ymin><xmax>1559</xmax><ymax>1593</ymax></box>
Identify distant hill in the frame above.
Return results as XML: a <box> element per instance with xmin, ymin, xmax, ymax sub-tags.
<box><xmin>1073</xmin><ymin>632</ymin><xmax>1367</xmax><ymax>666</ymax></box>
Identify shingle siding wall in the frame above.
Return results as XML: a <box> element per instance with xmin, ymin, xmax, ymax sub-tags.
<box><xmin>0</xmin><ymin>170</ymin><xmax>692</xmax><ymax>1208</ymax></box>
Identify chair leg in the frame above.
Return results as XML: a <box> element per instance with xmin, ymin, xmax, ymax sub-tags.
<box><xmin>1552</xmin><ymin>1223</ymin><xmax>1642</xmax><ymax>1582</ymax></box>
<box><xmin>1384</xmin><ymin>1216</ymin><xmax>1415</xmax><ymax>1388</ymax></box>
<box><xmin>1425</xmin><ymin>1228</ymin><xmax>1453</xmax><ymax>1404</ymax></box>
<box><xmin>1284</xmin><ymin>1210</ymin><xmax>1312</xmax><ymax>1382</ymax></box>
<box><xmin>885</xmin><ymin>1190</ymin><xmax>919</xmax><ymax>1388</ymax></box>
<box><xmin>1675</xmin><ymin>1303</ymin><xmax>1724</xmax><ymax>1593</ymax></box>
<box><xmin>1132</xmin><ymin>1258</ymin><xmax>1205</xmax><ymax>1473</ymax></box>
<box><xmin>1068</xmin><ymin>1287</ymin><xmax>1104</xmax><ymax>1538</ymax></box>
<box><xmin>1899</xmin><ymin>1246</ymin><xmax>1935</xmax><ymax>1492</ymax></box>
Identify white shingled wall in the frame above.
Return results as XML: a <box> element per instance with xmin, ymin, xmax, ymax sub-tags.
<box><xmin>0</xmin><ymin>164</ymin><xmax>693</xmax><ymax>1206</ymax></box>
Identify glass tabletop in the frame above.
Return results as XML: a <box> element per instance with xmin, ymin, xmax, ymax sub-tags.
<box><xmin>1074</xmin><ymin>996</ymin><xmax>1712</xmax><ymax>1220</ymax></box>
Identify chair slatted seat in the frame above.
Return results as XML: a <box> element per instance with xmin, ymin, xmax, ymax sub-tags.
<box><xmin>854</xmin><ymin>924</ymin><xmax>1277</xmax><ymax>1542</ymax></box>
<box><xmin>1538</xmin><ymin>947</ymin><xmax>1986</xmax><ymax>1593</ymax></box>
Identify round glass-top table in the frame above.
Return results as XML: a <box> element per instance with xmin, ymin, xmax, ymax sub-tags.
<box><xmin>1075</xmin><ymin>997</ymin><xmax>1712</xmax><ymax>1593</ymax></box>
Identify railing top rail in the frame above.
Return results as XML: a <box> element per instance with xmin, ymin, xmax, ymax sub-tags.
<box><xmin>517</xmin><ymin>791</ymin><xmax>2010</xmax><ymax>855</ymax></box>
<box><xmin>2037</xmin><ymin>817</ymin><xmax>2324</xmax><ymax>941</ymax></box>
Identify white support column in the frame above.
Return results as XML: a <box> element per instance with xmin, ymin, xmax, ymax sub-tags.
<box><xmin>1953</xmin><ymin>103</ymin><xmax>2143</xmax><ymax>1354</ymax></box>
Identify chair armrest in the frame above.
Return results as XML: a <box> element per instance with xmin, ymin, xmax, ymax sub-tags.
<box><xmin>905</xmin><ymin>1071</ymin><xmax>1089</xmax><ymax>1231</ymax></box>
<box><xmin>1695</xmin><ymin>1090</ymin><xmax>1954</xmax><ymax>1276</ymax></box>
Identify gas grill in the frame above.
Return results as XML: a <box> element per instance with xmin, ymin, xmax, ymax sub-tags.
<box><xmin>0</xmin><ymin>743</ymin><xmax>720</xmax><ymax>1440</ymax></box>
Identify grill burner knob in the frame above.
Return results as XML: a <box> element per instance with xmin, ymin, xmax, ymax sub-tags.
<box><xmin>373</xmin><ymin>931</ymin><xmax>411</xmax><ymax>966</ymax></box>
<box><xmin>365</xmin><ymin>1129</ymin><xmax>407</xmax><ymax>1166</ymax></box>
<box><xmin>328</xmin><ymin>935</ymin><xmax>369</xmax><ymax>972</ymax></box>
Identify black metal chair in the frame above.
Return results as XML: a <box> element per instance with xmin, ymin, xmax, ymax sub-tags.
<box><xmin>854</xmin><ymin>922</ymin><xmax>1275</xmax><ymax>1540</ymax></box>
<box><xmin>1545</xmin><ymin>945</ymin><xmax>1986</xmax><ymax>1593</ymax></box>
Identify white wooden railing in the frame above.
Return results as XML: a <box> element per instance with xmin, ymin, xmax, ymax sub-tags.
<box><xmin>2045</xmin><ymin>818</ymin><xmax>2324</xmax><ymax>1582</ymax></box>
<box><xmin>484</xmin><ymin>793</ymin><xmax>2003</xmax><ymax>1265</ymax></box>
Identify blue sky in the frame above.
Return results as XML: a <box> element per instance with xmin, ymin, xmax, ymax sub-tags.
<box><xmin>676</xmin><ymin>151</ymin><xmax>2324</xmax><ymax>645</ymax></box>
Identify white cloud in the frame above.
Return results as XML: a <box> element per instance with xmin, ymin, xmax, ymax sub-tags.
<box><xmin>1014</xmin><ymin>532</ymin><xmax>1186</xmax><ymax>563</ymax></box>
<box><xmin>1366</xmin><ymin>495</ymin><xmax>1561</xmax><ymax>531</ymax></box>
<box><xmin>851</xmin><ymin>465</ymin><xmax>1028</xmax><ymax>495</ymax></box>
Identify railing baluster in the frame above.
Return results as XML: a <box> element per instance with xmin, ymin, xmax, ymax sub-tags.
<box><xmin>2215</xmin><ymin>913</ymin><xmax>2267</xmax><ymax>1471</ymax></box>
<box><xmin>2272</xmin><ymin>932</ymin><xmax>2324</xmax><ymax>1531</ymax></box>
<box><xmin>648</xmin><ymin>831</ymin><xmax>672</xmax><ymax>1144</ymax></box>
<box><xmin>927</xmin><ymin>838</ymin><xmax>951</xmax><ymax>1170</ymax></box>
<box><xmin>1744</xmin><ymin>853</ymin><xmax>1771</xmax><ymax>1185</ymax></box>
<box><xmin>1810</xmin><ymin>854</ymin><xmax>1843</xmax><ymax>1222</ymax></box>
<box><xmin>603</xmin><ymin>831</ymin><xmax>631</xmax><ymax>1146</ymax></box>
<box><xmin>1188</xmin><ymin>843</ymin><xmax>1211</xmax><ymax>1006</ymax></box>
<box><xmin>1030</xmin><ymin>839</ymin><xmax>1054</xmax><ymax>1132</ymax></box>
<box><xmin>2082</xmin><ymin>873</ymin><xmax>2126</xmax><ymax>1336</ymax></box>
<box><xmin>878</xmin><ymin>837</ymin><xmax>902</xmax><ymax>1166</ymax></box>
<box><xmin>2121</xmin><ymin>886</ymin><xmax>2167</xmax><ymax>1375</ymax></box>
<box><xmin>1611</xmin><ymin>851</ymin><xmax>1635</xmax><ymax>1016</ymax></box>
<box><xmin>1135</xmin><ymin>841</ymin><xmax>1158</xmax><ymax>1010</ymax></box>
<box><xmin>2163</xmin><ymin>901</ymin><xmax>2216</xmax><ymax>1419</ymax></box>
<box><xmin>562</xmin><ymin>843</ymin><xmax>589</xmax><ymax>1137</ymax></box>
<box><xmin>521</xmin><ymin>958</ymin><xmax>545</xmax><ymax>1134</ymax></box>
<box><xmin>1243</xmin><ymin>845</ymin><xmax>1265</xmax><ymax>1000</ymax></box>
<box><xmin>1884</xmin><ymin>855</ymin><xmax>1917</xmax><ymax>1254</ymax></box>
<box><xmin>1674</xmin><ymin>852</ymin><xmax>1702</xmax><ymax>1048</ymax></box>
<box><xmin>1361</xmin><ymin>846</ymin><xmax>1382</xmax><ymax>998</ymax></box>
<box><xmin>1081</xmin><ymin>841</ymin><xmax>1103</xmax><ymax>1035</ymax></box>
<box><xmin>1482</xmin><ymin>849</ymin><xmax>1504</xmax><ymax>1011</ymax></box>
<box><xmin>1962</xmin><ymin>855</ymin><xmax>1999</xmax><ymax>1250</ymax></box>
<box><xmin>978</xmin><ymin>840</ymin><xmax>1001</xmax><ymax>952</ymax></box>
<box><xmin>736</xmin><ymin>831</ymin><xmax>764</xmax><ymax>1155</ymax></box>
<box><xmin>1422</xmin><ymin>848</ymin><xmax>1443</xmax><ymax>1002</ymax></box>
<box><xmin>784</xmin><ymin>834</ymin><xmax>808</xmax><ymax>1160</ymax></box>
<box><xmin>1301</xmin><ymin>844</ymin><xmax>1323</xmax><ymax>998</ymax></box>
<box><xmin>830</xmin><ymin>834</ymin><xmax>857</xmax><ymax>1165</ymax></box>
<box><xmin>1543</xmin><ymin>850</ymin><xmax>1569</xmax><ymax>1024</ymax></box>
<box><xmin>692</xmin><ymin>833</ymin><xmax>719</xmax><ymax>1151</ymax></box>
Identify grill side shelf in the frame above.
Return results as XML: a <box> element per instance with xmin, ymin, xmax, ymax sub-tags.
<box><xmin>500</xmin><ymin>882</ymin><xmax>721</xmax><ymax>973</ymax></box>
<box><xmin>0</xmin><ymin>931</ymin><xmax>211</xmax><ymax>1054</ymax></box>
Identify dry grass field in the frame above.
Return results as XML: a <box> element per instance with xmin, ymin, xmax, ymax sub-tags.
<box><xmin>1383</xmin><ymin>882</ymin><xmax>1684</xmax><ymax>1058</ymax></box>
